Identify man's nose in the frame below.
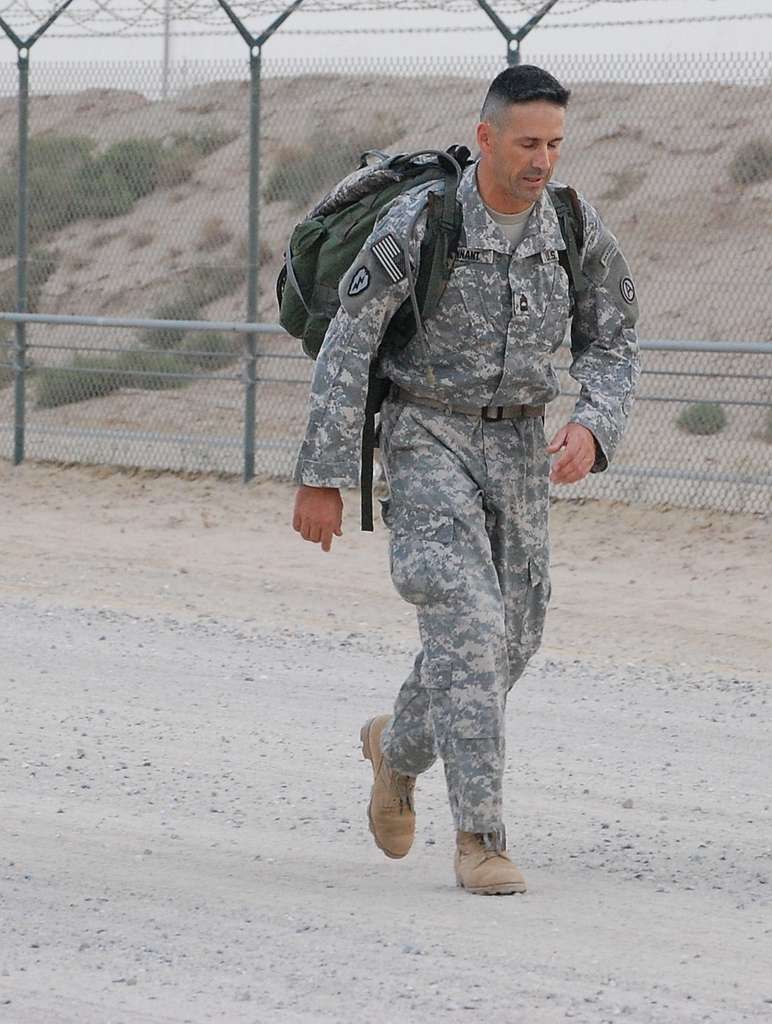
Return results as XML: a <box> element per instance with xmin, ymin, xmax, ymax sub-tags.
<box><xmin>531</xmin><ymin>146</ymin><xmax>550</xmax><ymax>171</ymax></box>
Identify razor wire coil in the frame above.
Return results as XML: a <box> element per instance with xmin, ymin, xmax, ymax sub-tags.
<box><xmin>0</xmin><ymin>1</ymin><xmax>763</xmax><ymax>38</ymax></box>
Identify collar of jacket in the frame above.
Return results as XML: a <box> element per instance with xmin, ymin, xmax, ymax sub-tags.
<box><xmin>457</xmin><ymin>161</ymin><xmax>566</xmax><ymax>259</ymax></box>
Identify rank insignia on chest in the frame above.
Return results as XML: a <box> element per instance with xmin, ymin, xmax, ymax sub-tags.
<box><xmin>541</xmin><ymin>248</ymin><xmax>560</xmax><ymax>264</ymax></box>
<box><xmin>456</xmin><ymin>246</ymin><xmax>495</xmax><ymax>265</ymax></box>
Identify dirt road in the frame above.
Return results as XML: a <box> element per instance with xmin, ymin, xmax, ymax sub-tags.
<box><xmin>1</xmin><ymin>463</ymin><xmax>770</xmax><ymax>1023</ymax></box>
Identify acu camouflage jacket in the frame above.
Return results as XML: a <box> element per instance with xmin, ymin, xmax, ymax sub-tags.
<box><xmin>294</xmin><ymin>161</ymin><xmax>640</xmax><ymax>489</ymax></box>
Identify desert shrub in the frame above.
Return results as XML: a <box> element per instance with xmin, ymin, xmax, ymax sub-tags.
<box><xmin>36</xmin><ymin>354</ymin><xmax>119</xmax><ymax>409</ymax></box>
<box><xmin>113</xmin><ymin>349</ymin><xmax>191</xmax><ymax>389</ymax></box>
<box><xmin>28</xmin><ymin>248</ymin><xmax>59</xmax><ymax>304</ymax></box>
<box><xmin>141</xmin><ymin>296</ymin><xmax>200</xmax><ymax>349</ymax></box>
<box><xmin>128</xmin><ymin>229</ymin><xmax>155</xmax><ymax>250</ymax></box>
<box><xmin>0</xmin><ymin>332</ymin><xmax>13</xmax><ymax>389</ymax></box>
<box><xmin>264</xmin><ymin>122</ymin><xmax>402</xmax><ymax>207</ymax></box>
<box><xmin>0</xmin><ymin>135</ymin><xmax>94</xmax><ymax>256</ymax></box>
<box><xmin>75</xmin><ymin>162</ymin><xmax>136</xmax><ymax>219</ymax></box>
<box><xmin>25</xmin><ymin>136</ymin><xmax>94</xmax><ymax>236</ymax></box>
<box><xmin>139</xmin><ymin>263</ymin><xmax>246</xmax><ymax>350</ymax></box>
<box><xmin>154</xmin><ymin>129</ymin><xmax>234</xmax><ymax>190</ymax></box>
<box><xmin>36</xmin><ymin>347</ymin><xmax>195</xmax><ymax>408</ymax></box>
<box><xmin>195</xmin><ymin>263</ymin><xmax>245</xmax><ymax>305</ymax></box>
<box><xmin>92</xmin><ymin>229</ymin><xmax>124</xmax><ymax>248</ymax></box>
<box><xmin>0</xmin><ymin>248</ymin><xmax>59</xmax><ymax>313</ymax></box>
<box><xmin>155</xmin><ymin>149</ymin><xmax>194</xmax><ymax>189</ymax></box>
<box><xmin>677</xmin><ymin>402</ymin><xmax>727</xmax><ymax>436</ymax></box>
<box><xmin>198</xmin><ymin>216</ymin><xmax>232</xmax><ymax>252</ymax></box>
<box><xmin>0</xmin><ymin>130</ymin><xmax>232</xmax><ymax>257</ymax></box>
<box><xmin>729</xmin><ymin>138</ymin><xmax>772</xmax><ymax>186</ymax></box>
<box><xmin>100</xmin><ymin>138</ymin><xmax>163</xmax><ymax>200</ymax></box>
<box><xmin>180</xmin><ymin>331</ymin><xmax>241</xmax><ymax>371</ymax></box>
<box><xmin>183</xmin><ymin>125</ymin><xmax>238</xmax><ymax>158</ymax></box>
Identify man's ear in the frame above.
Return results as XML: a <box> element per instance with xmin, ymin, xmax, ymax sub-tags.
<box><xmin>476</xmin><ymin>120</ymin><xmax>494</xmax><ymax>158</ymax></box>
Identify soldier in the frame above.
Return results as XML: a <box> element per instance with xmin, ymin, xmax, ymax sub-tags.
<box><xmin>292</xmin><ymin>65</ymin><xmax>640</xmax><ymax>895</ymax></box>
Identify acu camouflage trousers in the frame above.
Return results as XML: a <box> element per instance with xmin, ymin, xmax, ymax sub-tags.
<box><xmin>379</xmin><ymin>394</ymin><xmax>551</xmax><ymax>838</ymax></box>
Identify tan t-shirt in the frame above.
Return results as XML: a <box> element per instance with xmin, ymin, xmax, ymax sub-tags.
<box><xmin>483</xmin><ymin>202</ymin><xmax>535</xmax><ymax>249</ymax></box>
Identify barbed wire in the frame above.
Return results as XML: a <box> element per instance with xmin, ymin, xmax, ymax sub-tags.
<box><xmin>280</xmin><ymin>11</ymin><xmax>772</xmax><ymax>34</ymax></box>
<box><xmin>0</xmin><ymin>0</ymin><xmax>598</xmax><ymax>27</ymax></box>
<box><xmin>0</xmin><ymin>0</ymin><xmax>673</xmax><ymax>34</ymax></box>
<box><xmin>0</xmin><ymin>1</ymin><xmax>761</xmax><ymax>37</ymax></box>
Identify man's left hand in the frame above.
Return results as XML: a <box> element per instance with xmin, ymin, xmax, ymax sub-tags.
<box><xmin>547</xmin><ymin>422</ymin><xmax>597</xmax><ymax>484</ymax></box>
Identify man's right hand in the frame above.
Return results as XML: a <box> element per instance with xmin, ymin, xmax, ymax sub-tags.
<box><xmin>292</xmin><ymin>485</ymin><xmax>343</xmax><ymax>553</ymax></box>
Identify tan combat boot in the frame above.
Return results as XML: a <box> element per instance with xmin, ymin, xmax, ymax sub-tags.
<box><xmin>360</xmin><ymin>715</ymin><xmax>416</xmax><ymax>859</ymax></box>
<box><xmin>454</xmin><ymin>831</ymin><xmax>527</xmax><ymax>895</ymax></box>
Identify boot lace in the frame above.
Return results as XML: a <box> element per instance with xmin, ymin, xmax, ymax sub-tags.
<box><xmin>393</xmin><ymin>772</ymin><xmax>415</xmax><ymax>814</ymax></box>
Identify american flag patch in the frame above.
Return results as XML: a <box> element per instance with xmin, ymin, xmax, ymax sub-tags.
<box><xmin>371</xmin><ymin>233</ymin><xmax>406</xmax><ymax>284</ymax></box>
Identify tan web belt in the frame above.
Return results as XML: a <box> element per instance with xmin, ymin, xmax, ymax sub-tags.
<box><xmin>392</xmin><ymin>385</ymin><xmax>545</xmax><ymax>422</ymax></box>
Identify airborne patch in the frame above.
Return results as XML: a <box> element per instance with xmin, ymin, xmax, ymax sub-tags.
<box><xmin>371</xmin><ymin>233</ymin><xmax>406</xmax><ymax>284</ymax></box>
<box><xmin>456</xmin><ymin>246</ymin><xmax>495</xmax><ymax>265</ymax></box>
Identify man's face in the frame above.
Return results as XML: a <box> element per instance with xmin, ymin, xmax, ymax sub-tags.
<box><xmin>477</xmin><ymin>100</ymin><xmax>566</xmax><ymax>207</ymax></box>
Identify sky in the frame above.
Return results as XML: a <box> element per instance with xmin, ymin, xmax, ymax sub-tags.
<box><xmin>1</xmin><ymin>0</ymin><xmax>770</xmax><ymax>65</ymax></box>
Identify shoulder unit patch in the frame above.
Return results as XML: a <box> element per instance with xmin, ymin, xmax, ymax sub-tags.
<box><xmin>347</xmin><ymin>266</ymin><xmax>371</xmax><ymax>297</ymax></box>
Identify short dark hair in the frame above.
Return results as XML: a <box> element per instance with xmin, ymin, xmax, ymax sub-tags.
<box><xmin>481</xmin><ymin>64</ymin><xmax>571</xmax><ymax>124</ymax></box>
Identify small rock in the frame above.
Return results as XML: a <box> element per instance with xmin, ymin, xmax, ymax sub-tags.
<box><xmin>623</xmin><ymin>798</ymin><xmax>634</xmax><ymax>809</ymax></box>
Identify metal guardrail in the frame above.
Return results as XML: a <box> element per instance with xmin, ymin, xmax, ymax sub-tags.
<box><xmin>4</xmin><ymin>315</ymin><xmax>772</xmax><ymax>354</ymax></box>
<box><xmin>1</xmin><ymin>312</ymin><xmax>771</xmax><ymax>513</ymax></box>
<box><xmin>0</xmin><ymin>312</ymin><xmax>285</xmax><ymax>480</ymax></box>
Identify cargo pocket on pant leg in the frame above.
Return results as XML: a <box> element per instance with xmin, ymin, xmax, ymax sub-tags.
<box><xmin>424</xmin><ymin>656</ymin><xmax>453</xmax><ymax>756</ymax></box>
<box><xmin>389</xmin><ymin>506</ymin><xmax>461</xmax><ymax>607</ymax></box>
<box><xmin>520</xmin><ymin>551</ymin><xmax>551</xmax><ymax>664</ymax></box>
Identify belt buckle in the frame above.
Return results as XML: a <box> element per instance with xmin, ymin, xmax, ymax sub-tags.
<box><xmin>481</xmin><ymin>405</ymin><xmax>504</xmax><ymax>422</ymax></box>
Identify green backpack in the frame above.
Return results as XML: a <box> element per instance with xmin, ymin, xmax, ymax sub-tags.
<box><xmin>276</xmin><ymin>147</ymin><xmax>585</xmax><ymax>530</ymax></box>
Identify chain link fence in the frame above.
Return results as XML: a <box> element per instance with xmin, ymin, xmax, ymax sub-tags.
<box><xmin>1</xmin><ymin>50</ymin><xmax>771</xmax><ymax>512</ymax></box>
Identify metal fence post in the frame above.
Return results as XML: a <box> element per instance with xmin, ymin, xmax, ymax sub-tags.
<box><xmin>243</xmin><ymin>44</ymin><xmax>261</xmax><ymax>482</ymax></box>
<box><xmin>0</xmin><ymin>1</ymin><xmax>77</xmax><ymax>464</ymax></box>
<box><xmin>214</xmin><ymin>0</ymin><xmax>306</xmax><ymax>482</ymax></box>
<box><xmin>13</xmin><ymin>47</ymin><xmax>29</xmax><ymax>465</ymax></box>
<box><xmin>475</xmin><ymin>0</ymin><xmax>559</xmax><ymax>66</ymax></box>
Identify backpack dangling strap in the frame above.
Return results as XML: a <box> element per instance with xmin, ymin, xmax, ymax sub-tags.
<box><xmin>360</xmin><ymin>407</ymin><xmax>376</xmax><ymax>532</ymax></box>
<box><xmin>284</xmin><ymin>248</ymin><xmax>314</xmax><ymax>316</ymax></box>
<box><xmin>360</xmin><ymin>370</ymin><xmax>391</xmax><ymax>532</ymax></box>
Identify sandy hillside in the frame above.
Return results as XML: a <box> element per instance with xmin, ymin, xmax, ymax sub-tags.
<box><xmin>0</xmin><ymin>74</ymin><xmax>769</xmax><ymax>338</ymax></box>
<box><xmin>0</xmin><ymin>74</ymin><xmax>770</xmax><ymax>506</ymax></box>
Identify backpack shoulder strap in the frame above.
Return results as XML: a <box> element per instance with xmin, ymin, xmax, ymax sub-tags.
<box><xmin>550</xmin><ymin>184</ymin><xmax>586</xmax><ymax>304</ymax></box>
<box><xmin>383</xmin><ymin>169</ymin><xmax>463</xmax><ymax>350</ymax></box>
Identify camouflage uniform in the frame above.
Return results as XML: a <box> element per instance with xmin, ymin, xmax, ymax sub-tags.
<box><xmin>295</xmin><ymin>162</ymin><xmax>639</xmax><ymax>841</ymax></box>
